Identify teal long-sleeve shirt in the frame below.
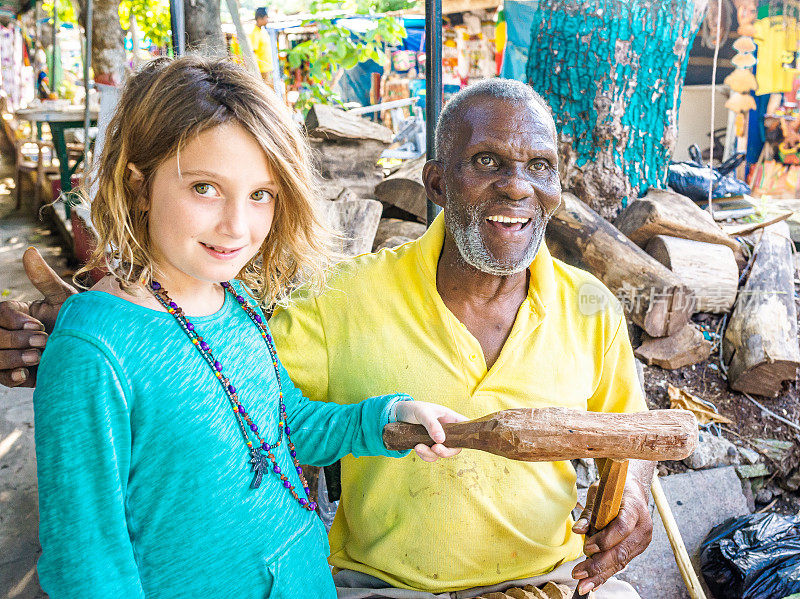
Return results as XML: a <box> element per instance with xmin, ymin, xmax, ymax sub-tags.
<box><xmin>33</xmin><ymin>283</ymin><xmax>409</xmax><ymax>599</ymax></box>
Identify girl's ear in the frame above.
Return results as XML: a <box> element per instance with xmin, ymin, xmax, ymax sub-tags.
<box><xmin>127</xmin><ymin>163</ymin><xmax>149</xmax><ymax>211</ymax></box>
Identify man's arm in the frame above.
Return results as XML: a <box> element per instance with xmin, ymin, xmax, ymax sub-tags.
<box><xmin>0</xmin><ymin>248</ymin><xmax>75</xmax><ymax>387</ymax></box>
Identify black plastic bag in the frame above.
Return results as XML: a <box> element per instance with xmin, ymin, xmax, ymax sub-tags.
<box><xmin>700</xmin><ymin>512</ymin><xmax>800</xmax><ymax>599</ymax></box>
<box><xmin>667</xmin><ymin>144</ymin><xmax>750</xmax><ymax>202</ymax></box>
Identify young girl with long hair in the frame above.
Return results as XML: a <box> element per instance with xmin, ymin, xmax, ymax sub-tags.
<box><xmin>32</xmin><ymin>56</ymin><xmax>462</xmax><ymax>598</ymax></box>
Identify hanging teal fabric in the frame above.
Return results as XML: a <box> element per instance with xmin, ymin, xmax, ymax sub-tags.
<box><xmin>524</xmin><ymin>0</ymin><xmax>704</xmax><ymax>216</ymax></box>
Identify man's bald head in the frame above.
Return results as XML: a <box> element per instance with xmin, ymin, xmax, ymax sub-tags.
<box><xmin>434</xmin><ymin>79</ymin><xmax>555</xmax><ymax>168</ymax></box>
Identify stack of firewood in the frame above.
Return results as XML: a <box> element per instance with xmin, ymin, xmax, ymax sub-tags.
<box><xmin>305</xmin><ymin>104</ymin><xmax>799</xmax><ymax>398</ymax></box>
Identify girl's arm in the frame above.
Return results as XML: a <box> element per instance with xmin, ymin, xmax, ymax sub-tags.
<box><xmin>33</xmin><ymin>333</ymin><xmax>145</xmax><ymax>598</ymax></box>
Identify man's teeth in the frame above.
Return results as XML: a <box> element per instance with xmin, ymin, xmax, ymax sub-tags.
<box><xmin>486</xmin><ymin>215</ymin><xmax>530</xmax><ymax>224</ymax></box>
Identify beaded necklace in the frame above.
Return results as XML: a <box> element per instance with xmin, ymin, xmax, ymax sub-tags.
<box><xmin>149</xmin><ymin>279</ymin><xmax>316</xmax><ymax>511</ymax></box>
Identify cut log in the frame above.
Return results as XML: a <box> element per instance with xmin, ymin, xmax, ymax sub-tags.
<box><xmin>546</xmin><ymin>193</ymin><xmax>695</xmax><ymax>337</ymax></box>
<box><xmin>722</xmin><ymin>221</ymin><xmax>800</xmax><ymax>397</ymax></box>
<box><xmin>309</xmin><ymin>137</ymin><xmax>388</xmax><ymax>202</ymax></box>
<box><xmin>373</xmin><ymin>156</ymin><xmax>426</xmax><ymax>222</ymax></box>
<box><xmin>645</xmin><ymin>235</ymin><xmax>739</xmax><ymax>313</ymax></box>
<box><xmin>614</xmin><ymin>189</ymin><xmax>740</xmax><ymax>253</ymax></box>
<box><xmin>634</xmin><ymin>325</ymin><xmax>712</xmax><ymax>370</ymax></box>
<box><xmin>319</xmin><ymin>195</ymin><xmax>383</xmax><ymax>257</ymax></box>
<box><xmin>305</xmin><ymin>103</ymin><xmax>394</xmax><ymax>144</ymax></box>
<box><xmin>372</xmin><ymin>217</ymin><xmax>426</xmax><ymax>251</ymax></box>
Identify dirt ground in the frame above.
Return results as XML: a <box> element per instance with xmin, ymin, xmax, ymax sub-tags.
<box><xmin>640</xmin><ymin>288</ymin><xmax>800</xmax><ymax>514</ymax></box>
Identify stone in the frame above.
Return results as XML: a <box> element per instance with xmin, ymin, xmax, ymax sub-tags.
<box><xmin>682</xmin><ymin>431</ymin><xmax>740</xmax><ymax>470</ymax></box>
<box><xmin>737</xmin><ymin>446</ymin><xmax>761</xmax><ymax>465</ymax></box>
<box><xmin>618</xmin><ymin>467</ymin><xmax>750</xmax><ymax>599</ymax></box>
<box><xmin>573</xmin><ymin>458</ymin><xmax>598</xmax><ymax>489</ymax></box>
<box><xmin>736</xmin><ymin>463</ymin><xmax>772</xmax><ymax>478</ymax></box>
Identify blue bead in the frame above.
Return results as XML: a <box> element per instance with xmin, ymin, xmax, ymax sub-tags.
<box><xmin>228</xmin><ymin>385</ymin><xmax>236</xmax><ymax>394</ymax></box>
<box><xmin>273</xmin><ymin>465</ymin><xmax>281</xmax><ymax>473</ymax></box>
<box><xmin>290</xmin><ymin>450</ymin><xmax>296</xmax><ymax>458</ymax></box>
<box><xmin>299</xmin><ymin>499</ymin><xmax>307</xmax><ymax>506</ymax></box>
<box><xmin>262</xmin><ymin>442</ymin><xmax>270</xmax><ymax>450</ymax></box>
<box><xmin>151</xmin><ymin>281</ymin><xmax>161</xmax><ymax>290</ymax></box>
<box><xmin>250</xmin><ymin>424</ymin><xmax>258</xmax><ymax>432</ymax></box>
<box><xmin>303</xmin><ymin>486</ymin><xmax>310</xmax><ymax>495</ymax></box>
<box><xmin>284</xmin><ymin>426</ymin><xmax>291</xmax><ymax>435</ymax></box>
<box><xmin>296</xmin><ymin>466</ymin><xmax>303</xmax><ymax>474</ymax></box>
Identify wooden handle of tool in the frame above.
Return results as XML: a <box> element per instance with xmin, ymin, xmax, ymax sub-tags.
<box><xmin>572</xmin><ymin>458</ymin><xmax>630</xmax><ymax>599</ymax></box>
<box><xmin>383</xmin><ymin>407</ymin><xmax>698</xmax><ymax>462</ymax></box>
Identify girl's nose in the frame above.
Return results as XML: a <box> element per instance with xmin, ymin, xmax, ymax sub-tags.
<box><xmin>219</xmin><ymin>199</ymin><xmax>249</xmax><ymax>238</ymax></box>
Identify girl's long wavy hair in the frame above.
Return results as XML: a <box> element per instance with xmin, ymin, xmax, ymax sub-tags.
<box><xmin>77</xmin><ymin>55</ymin><xmax>333</xmax><ymax>308</ymax></box>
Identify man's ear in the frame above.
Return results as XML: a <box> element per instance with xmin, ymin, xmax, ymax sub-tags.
<box><xmin>422</xmin><ymin>160</ymin><xmax>446</xmax><ymax>209</ymax></box>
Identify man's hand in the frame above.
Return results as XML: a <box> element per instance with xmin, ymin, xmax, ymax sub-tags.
<box><xmin>570</xmin><ymin>460</ymin><xmax>655</xmax><ymax>596</ymax></box>
<box><xmin>0</xmin><ymin>248</ymin><xmax>76</xmax><ymax>387</ymax></box>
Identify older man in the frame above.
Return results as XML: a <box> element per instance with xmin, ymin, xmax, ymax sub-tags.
<box><xmin>0</xmin><ymin>79</ymin><xmax>652</xmax><ymax>598</ymax></box>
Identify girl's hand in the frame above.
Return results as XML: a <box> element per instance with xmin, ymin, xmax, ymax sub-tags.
<box><xmin>394</xmin><ymin>401</ymin><xmax>468</xmax><ymax>462</ymax></box>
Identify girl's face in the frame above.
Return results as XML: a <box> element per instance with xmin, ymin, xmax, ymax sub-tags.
<box><xmin>145</xmin><ymin>122</ymin><xmax>277</xmax><ymax>291</ymax></box>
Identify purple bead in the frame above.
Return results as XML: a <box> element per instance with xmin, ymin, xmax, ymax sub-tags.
<box><xmin>169</xmin><ymin>301</ymin><xmax>178</xmax><ymax>310</ymax></box>
<box><xmin>250</xmin><ymin>424</ymin><xmax>258</xmax><ymax>432</ymax></box>
<box><xmin>236</xmin><ymin>295</ymin><xmax>245</xmax><ymax>304</ymax></box>
<box><xmin>296</xmin><ymin>466</ymin><xmax>303</xmax><ymax>475</ymax></box>
<box><xmin>303</xmin><ymin>486</ymin><xmax>310</xmax><ymax>495</ymax></box>
<box><xmin>238</xmin><ymin>405</ymin><xmax>246</xmax><ymax>413</ymax></box>
<box><xmin>284</xmin><ymin>426</ymin><xmax>291</xmax><ymax>435</ymax></box>
<box><xmin>228</xmin><ymin>384</ymin><xmax>236</xmax><ymax>394</ymax></box>
<box><xmin>200</xmin><ymin>342</ymin><xmax>210</xmax><ymax>351</ymax></box>
<box><xmin>273</xmin><ymin>465</ymin><xmax>281</xmax><ymax>473</ymax></box>
<box><xmin>290</xmin><ymin>450</ymin><xmax>296</xmax><ymax>458</ymax></box>
<box><xmin>309</xmin><ymin>502</ymin><xmax>317</xmax><ymax>510</ymax></box>
<box><xmin>254</xmin><ymin>314</ymin><xmax>262</xmax><ymax>324</ymax></box>
<box><xmin>283</xmin><ymin>480</ymin><xmax>291</xmax><ymax>488</ymax></box>
<box><xmin>186</xmin><ymin>323</ymin><xmax>194</xmax><ymax>331</ymax></box>
<box><xmin>214</xmin><ymin>361</ymin><xmax>222</xmax><ymax>371</ymax></box>
<box><xmin>151</xmin><ymin>281</ymin><xmax>161</xmax><ymax>290</ymax></box>
<box><xmin>299</xmin><ymin>499</ymin><xmax>307</xmax><ymax>506</ymax></box>
<box><xmin>221</xmin><ymin>281</ymin><xmax>230</xmax><ymax>288</ymax></box>
<box><xmin>262</xmin><ymin>442</ymin><xmax>270</xmax><ymax>451</ymax></box>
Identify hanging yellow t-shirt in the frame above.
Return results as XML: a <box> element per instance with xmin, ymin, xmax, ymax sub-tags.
<box><xmin>754</xmin><ymin>16</ymin><xmax>799</xmax><ymax>95</ymax></box>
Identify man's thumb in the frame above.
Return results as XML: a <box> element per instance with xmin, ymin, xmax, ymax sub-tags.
<box><xmin>23</xmin><ymin>247</ymin><xmax>76</xmax><ymax>303</ymax></box>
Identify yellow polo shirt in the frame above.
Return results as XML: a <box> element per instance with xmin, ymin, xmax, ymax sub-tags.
<box><xmin>248</xmin><ymin>24</ymin><xmax>273</xmax><ymax>75</ymax></box>
<box><xmin>269</xmin><ymin>214</ymin><xmax>647</xmax><ymax>593</ymax></box>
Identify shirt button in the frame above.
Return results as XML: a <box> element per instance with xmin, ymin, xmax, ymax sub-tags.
<box><xmin>469</xmin><ymin>353</ymin><xmax>478</xmax><ymax>361</ymax></box>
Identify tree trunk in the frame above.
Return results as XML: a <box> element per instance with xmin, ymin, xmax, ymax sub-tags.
<box><xmin>526</xmin><ymin>0</ymin><xmax>708</xmax><ymax>218</ymax></box>
<box><xmin>74</xmin><ymin>0</ymin><xmax>126</xmax><ymax>84</ymax></box>
<box><xmin>184</xmin><ymin>0</ymin><xmax>226</xmax><ymax>56</ymax></box>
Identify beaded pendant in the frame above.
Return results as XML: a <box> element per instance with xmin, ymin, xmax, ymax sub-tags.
<box><xmin>150</xmin><ymin>280</ymin><xmax>317</xmax><ymax>512</ymax></box>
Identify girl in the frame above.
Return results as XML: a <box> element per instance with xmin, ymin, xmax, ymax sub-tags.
<box><xmin>32</xmin><ymin>56</ymin><xmax>462</xmax><ymax>598</ymax></box>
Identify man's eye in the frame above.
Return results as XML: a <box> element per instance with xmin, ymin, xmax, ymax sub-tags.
<box><xmin>251</xmin><ymin>190</ymin><xmax>275</xmax><ymax>204</ymax></box>
<box><xmin>530</xmin><ymin>160</ymin><xmax>549</xmax><ymax>172</ymax></box>
<box><xmin>193</xmin><ymin>183</ymin><xmax>218</xmax><ymax>197</ymax></box>
<box><xmin>477</xmin><ymin>154</ymin><xmax>496</xmax><ymax>167</ymax></box>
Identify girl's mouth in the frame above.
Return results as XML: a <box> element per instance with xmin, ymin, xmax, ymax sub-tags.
<box><xmin>200</xmin><ymin>242</ymin><xmax>244</xmax><ymax>260</ymax></box>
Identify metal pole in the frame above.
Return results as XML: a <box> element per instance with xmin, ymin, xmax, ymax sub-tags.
<box><xmin>425</xmin><ymin>0</ymin><xmax>442</xmax><ymax>226</ymax></box>
<box><xmin>83</xmin><ymin>0</ymin><xmax>92</xmax><ymax>173</ymax></box>
<box><xmin>170</xmin><ymin>0</ymin><xmax>186</xmax><ymax>56</ymax></box>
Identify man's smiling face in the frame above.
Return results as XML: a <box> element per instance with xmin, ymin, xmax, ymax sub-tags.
<box><xmin>440</xmin><ymin>97</ymin><xmax>562</xmax><ymax>276</ymax></box>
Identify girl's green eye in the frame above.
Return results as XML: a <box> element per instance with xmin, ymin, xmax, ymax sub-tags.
<box><xmin>251</xmin><ymin>190</ymin><xmax>274</xmax><ymax>203</ymax></box>
<box><xmin>193</xmin><ymin>183</ymin><xmax>216</xmax><ymax>196</ymax></box>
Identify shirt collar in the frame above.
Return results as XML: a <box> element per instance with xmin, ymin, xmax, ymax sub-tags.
<box><xmin>415</xmin><ymin>212</ymin><xmax>557</xmax><ymax>315</ymax></box>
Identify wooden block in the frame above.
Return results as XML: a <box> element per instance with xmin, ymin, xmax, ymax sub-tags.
<box><xmin>614</xmin><ymin>189</ymin><xmax>740</xmax><ymax>252</ymax></box>
<box><xmin>723</xmin><ymin>222</ymin><xmax>800</xmax><ymax>397</ymax></box>
<box><xmin>645</xmin><ymin>235</ymin><xmax>738</xmax><ymax>313</ymax></box>
<box><xmin>373</xmin><ymin>156</ymin><xmax>426</xmax><ymax>222</ymax></box>
<box><xmin>634</xmin><ymin>325</ymin><xmax>712</xmax><ymax>370</ymax></box>
<box><xmin>305</xmin><ymin>103</ymin><xmax>394</xmax><ymax>143</ymax></box>
<box><xmin>372</xmin><ymin>218</ymin><xmax>426</xmax><ymax>251</ymax></box>
<box><xmin>319</xmin><ymin>197</ymin><xmax>383</xmax><ymax>257</ymax></box>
